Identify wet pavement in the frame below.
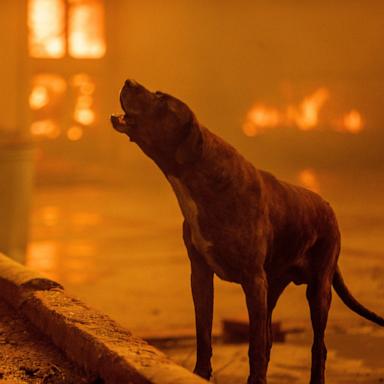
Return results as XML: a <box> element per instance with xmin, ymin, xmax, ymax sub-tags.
<box><xmin>25</xmin><ymin>166</ymin><xmax>384</xmax><ymax>383</ymax></box>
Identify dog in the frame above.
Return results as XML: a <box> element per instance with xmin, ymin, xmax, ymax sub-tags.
<box><xmin>111</xmin><ymin>80</ymin><xmax>384</xmax><ymax>384</ymax></box>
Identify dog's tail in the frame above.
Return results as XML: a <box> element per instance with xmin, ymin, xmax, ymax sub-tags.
<box><xmin>333</xmin><ymin>266</ymin><xmax>384</xmax><ymax>326</ymax></box>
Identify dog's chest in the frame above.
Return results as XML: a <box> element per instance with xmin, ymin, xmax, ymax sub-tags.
<box><xmin>167</xmin><ymin>176</ymin><xmax>227</xmax><ymax>277</ymax></box>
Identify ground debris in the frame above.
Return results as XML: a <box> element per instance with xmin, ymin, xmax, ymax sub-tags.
<box><xmin>0</xmin><ymin>299</ymin><xmax>93</xmax><ymax>384</ymax></box>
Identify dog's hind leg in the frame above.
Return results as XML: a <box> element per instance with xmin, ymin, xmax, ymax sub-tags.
<box><xmin>306</xmin><ymin>276</ymin><xmax>333</xmax><ymax>384</ymax></box>
<box><xmin>266</xmin><ymin>279</ymin><xmax>290</xmax><ymax>363</ymax></box>
<box><xmin>306</xmin><ymin>237</ymin><xmax>339</xmax><ymax>384</ymax></box>
<box><xmin>243</xmin><ymin>270</ymin><xmax>269</xmax><ymax>384</ymax></box>
<box><xmin>306</xmin><ymin>280</ymin><xmax>332</xmax><ymax>384</ymax></box>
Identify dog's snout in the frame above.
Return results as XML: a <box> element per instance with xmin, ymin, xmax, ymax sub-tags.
<box><xmin>124</xmin><ymin>79</ymin><xmax>139</xmax><ymax>88</ymax></box>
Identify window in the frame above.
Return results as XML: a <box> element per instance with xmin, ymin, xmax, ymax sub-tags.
<box><xmin>29</xmin><ymin>73</ymin><xmax>97</xmax><ymax>140</ymax></box>
<box><xmin>28</xmin><ymin>0</ymin><xmax>66</xmax><ymax>58</ymax></box>
<box><xmin>28</xmin><ymin>0</ymin><xmax>106</xmax><ymax>59</ymax></box>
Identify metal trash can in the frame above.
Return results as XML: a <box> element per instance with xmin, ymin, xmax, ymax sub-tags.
<box><xmin>0</xmin><ymin>139</ymin><xmax>36</xmax><ymax>263</ymax></box>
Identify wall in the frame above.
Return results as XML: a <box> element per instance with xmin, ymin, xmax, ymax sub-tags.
<box><xmin>0</xmin><ymin>2</ymin><xmax>28</xmax><ymax>135</ymax></box>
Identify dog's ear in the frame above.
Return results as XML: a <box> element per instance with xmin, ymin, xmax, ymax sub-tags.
<box><xmin>175</xmin><ymin>118</ymin><xmax>203</xmax><ymax>165</ymax></box>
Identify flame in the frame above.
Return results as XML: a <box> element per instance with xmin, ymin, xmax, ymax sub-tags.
<box><xmin>28</xmin><ymin>0</ymin><xmax>106</xmax><ymax>59</ymax></box>
<box><xmin>68</xmin><ymin>0</ymin><xmax>106</xmax><ymax>58</ymax></box>
<box><xmin>341</xmin><ymin>110</ymin><xmax>363</xmax><ymax>134</ymax></box>
<box><xmin>28</xmin><ymin>0</ymin><xmax>65</xmax><ymax>58</ymax></box>
<box><xmin>298</xmin><ymin>169</ymin><xmax>320</xmax><ymax>193</ymax></box>
<box><xmin>243</xmin><ymin>105</ymin><xmax>280</xmax><ymax>136</ymax></box>
<box><xmin>243</xmin><ymin>87</ymin><xmax>364</xmax><ymax>135</ymax></box>
<box><xmin>290</xmin><ymin>88</ymin><xmax>329</xmax><ymax>130</ymax></box>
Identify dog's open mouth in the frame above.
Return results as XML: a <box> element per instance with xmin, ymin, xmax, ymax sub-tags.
<box><xmin>110</xmin><ymin>113</ymin><xmax>136</xmax><ymax>134</ymax></box>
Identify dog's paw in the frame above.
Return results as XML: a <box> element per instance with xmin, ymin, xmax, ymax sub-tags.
<box><xmin>193</xmin><ymin>366</ymin><xmax>212</xmax><ymax>380</ymax></box>
<box><xmin>247</xmin><ymin>376</ymin><xmax>267</xmax><ymax>384</ymax></box>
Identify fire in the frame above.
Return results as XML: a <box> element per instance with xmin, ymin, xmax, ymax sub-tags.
<box><xmin>68</xmin><ymin>0</ymin><xmax>106</xmax><ymax>58</ymax></box>
<box><xmin>28</xmin><ymin>0</ymin><xmax>65</xmax><ymax>58</ymax></box>
<box><xmin>298</xmin><ymin>169</ymin><xmax>320</xmax><ymax>193</ymax></box>
<box><xmin>243</xmin><ymin>105</ymin><xmax>280</xmax><ymax>136</ymax></box>
<box><xmin>290</xmin><ymin>88</ymin><xmax>329</xmax><ymax>130</ymax></box>
<box><xmin>28</xmin><ymin>0</ymin><xmax>105</xmax><ymax>59</ymax></box>
<box><xmin>243</xmin><ymin>87</ymin><xmax>364</xmax><ymax>136</ymax></box>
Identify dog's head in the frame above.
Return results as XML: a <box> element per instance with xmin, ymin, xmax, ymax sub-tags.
<box><xmin>111</xmin><ymin>80</ymin><xmax>202</xmax><ymax>173</ymax></box>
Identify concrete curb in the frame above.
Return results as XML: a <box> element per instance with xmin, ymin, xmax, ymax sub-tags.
<box><xmin>0</xmin><ymin>253</ymin><xmax>207</xmax><ymax>384</ymax></box>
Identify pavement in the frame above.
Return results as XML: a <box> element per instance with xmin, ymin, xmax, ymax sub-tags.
<box><xmin>0</xmin><ymin>252</ymin><xmax>207</xmax><ymax>384</ymax></box>
<box><xmin>25</xmin><ymin>165</ymin><xmax>384</xmax><ymax>383</ymax></box>
<box><xmin>0</xmin><ymin>298</ymin><xmax>91</xmax><ymax>384</ymax></box>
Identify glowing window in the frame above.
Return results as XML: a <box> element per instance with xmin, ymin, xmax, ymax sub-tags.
<box><xmin>28</xmin><ymin>0</ymin><xmax>66</xmax><ymax>58</ymax></box>
<box><xmin>72</xmin><ymin>73</ymin><xmax>96</xmax><ymax>126</ymax></box>
<box><xmin>29</xmin><ymin>73</ymin><xmax>97</xmax><ymax>140</ymax></box>
<box><xmin>68</xmin><ymin>0</ymin><xmax>106</xmax><ymax>58</ymax></box>
<box><xmin>28</xmin><ymin>0</ymin><xmax>106</xmax><ymax>59</ymax></box>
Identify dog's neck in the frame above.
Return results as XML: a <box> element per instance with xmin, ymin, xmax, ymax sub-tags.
<box><xmin>165</xmin><ymin>127</ymin><xmax>257</xmax><ymax>201</ymax></box>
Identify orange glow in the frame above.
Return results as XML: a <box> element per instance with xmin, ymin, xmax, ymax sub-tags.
<box><xmin>243</xmin><ymin>105</ymin><xmax>280</xmax><ymax>136</ymax></box>
<box><xmin>291</xmin><ymin>88</ymin><xmax>329</xmax><ymax>130</ymax></box>
<box><xmin>68</xmin><ymin>0</ymin><xmax>106</xmax><ymax>58</ymax></box>
<box><xmin>30</xmin><ymin>119</ymin><xmax>60</xmax><ymax>138</ymax></box>
<box><xmin>72</xmin><ymin>74</ymin><xmax>96</xmax><ymax>125</ymax></box>
<box><xmin>29</xmin><ymin>75</ymin><xmax>66</xmax><ymax>139</ymax></box>
<box><xmin>28</xmin><ymin>0</ymin><xmax>65</xmax><ymax>58</ymax></box>
<box><xmin>341</xmin><ymin>110</ymin><xmax>364</xmax><ymax>134</ymax></box>
<box><xmin>243</xmin><ymin>87</ymin><xmax>364</xmax><ymax>135</ymax></box>
<box><xmin>298</xmin><ymin>169</ymin><xmax>320</xmax><ymax>193</ymax></box>
<box><xmin>29</xmin><ymin>74</ymin><xmax>67</xmax><ymax>108</ymax></box>
<box><xmin>29</xmin><ymin>85</ymin><xmax>49</xmax><ymax>110</ymax></box>
<box><xmin>41</xmin><ymin>206</ymin><xmax>60</xmax><ymax>227</ymax></box>
<box><xmin>74</xmin><ymin>108</ymin><xmax>95</xmax><ymax>125</ymax></box>
<box><xmin>26</xmin><ymin>241</ymin><xmax>58</xmax><ymax>279</ymax></box>
<box><xmin>67</xmin><ymin>126</ymin><xmax>84</xmax><ymax>141</ymax></box>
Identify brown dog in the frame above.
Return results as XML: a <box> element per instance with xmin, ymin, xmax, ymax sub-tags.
<box><xmin>111</xmin><ymin>80</ymin><xmax>384</xmax><ymax>384</ymax></box>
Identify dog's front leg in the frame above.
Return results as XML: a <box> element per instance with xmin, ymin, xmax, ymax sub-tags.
<box><xmin>190</xmin><ymin>249</ymin><xmax>214</xmax><ymax>380</ymax></box>
<box><xmin>183</xmin><ymin>222</ymin><xmax>214</xmax><ymax>380</ymax></box>
<box><xmin>191</xmin><ymin>261</ymin><xmax>214</xmax><ymax>379</ymax></box>
<box><xmin>243</xmin><ymin>271</ymin><xmax>269</xmax><ymax>384</ymax></box>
